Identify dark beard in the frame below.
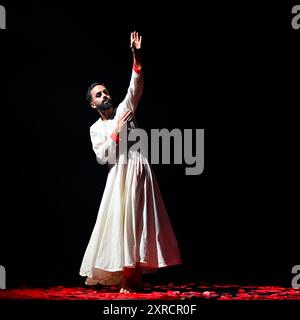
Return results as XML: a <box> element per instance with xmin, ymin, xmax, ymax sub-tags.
<box><xmin>96</xmin><ymin>100</ymin><xmax>113</xmax><ymax>112</ymax></box>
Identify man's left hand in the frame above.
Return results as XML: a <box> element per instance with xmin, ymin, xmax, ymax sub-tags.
<box><xmin>130</xmin><ymin>31</ymin><xmax>142</xmax><ymax>50</ymax></box>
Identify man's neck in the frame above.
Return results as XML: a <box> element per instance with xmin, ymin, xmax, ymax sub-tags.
<box><xmin>98</xmin><ymin>107</ymin><xmax>113</xmax><ymax>121</ymax></box>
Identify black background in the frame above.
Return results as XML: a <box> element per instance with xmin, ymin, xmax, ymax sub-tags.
<box><xmin>0</xmin><ymin>1</ymin><xmax>298</xmax><ymax>291</ymax></box>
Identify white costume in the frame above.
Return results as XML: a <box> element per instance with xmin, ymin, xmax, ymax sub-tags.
<box><xmin>79</xmin><ymin>68</ymin><xmax>182</xmax><ymax>285</ymax></box>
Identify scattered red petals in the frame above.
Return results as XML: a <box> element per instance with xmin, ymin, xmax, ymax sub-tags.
<box><xmin>0</xmin><ymin>283</ymin><xmax>299</xmax><ymax>300</ymax></box>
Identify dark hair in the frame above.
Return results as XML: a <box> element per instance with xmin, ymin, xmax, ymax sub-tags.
<box><xmin>86</xmin><ymin>82</ymin><xmax>105</xmax><ymax>103</ymax></box>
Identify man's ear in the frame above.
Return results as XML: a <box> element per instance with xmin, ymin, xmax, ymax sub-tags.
<box><xmin>90</xmin><ymin>101</ymin><xmax>97</xmax><ymax>109</ymax></box>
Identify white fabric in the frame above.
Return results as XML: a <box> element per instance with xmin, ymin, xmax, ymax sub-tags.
<box><xmin>79</xmin><ymin>69</ymin><xmax>182</xmax><ymax>285</ymax></box>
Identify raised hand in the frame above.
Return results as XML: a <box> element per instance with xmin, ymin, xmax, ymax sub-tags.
<box><xmin>130</xmin><ymin>31</ymin><xmax>142</xmax><ymax>50</ymax></box>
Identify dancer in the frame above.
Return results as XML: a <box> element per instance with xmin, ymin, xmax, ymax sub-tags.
<box><xmin>80</xmin><ymin>32</ymin><xmax>182</xmax><ymax>293</ymax></box>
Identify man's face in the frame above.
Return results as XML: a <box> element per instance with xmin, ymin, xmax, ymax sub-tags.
<box><xmin>90</xmin><ymin>84</ymin><xmax>113</xmax><ymax>111</ymax></box>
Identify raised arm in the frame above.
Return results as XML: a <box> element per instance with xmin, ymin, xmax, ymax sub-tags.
<box><xmin>116</xmin><ymin>32</ymin><xmax>144</xmax><ymax>117</ymax></box>
<box><xmin>131</xmin><ymin>31</ymin><xmax>142</xmax><ymax>73</ymax></box>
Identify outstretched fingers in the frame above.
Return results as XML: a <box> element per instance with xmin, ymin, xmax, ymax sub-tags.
<box><xmin>130</xmin><ymin>31</ymin><xmax>142</xmax><ymax>49</ymax></box>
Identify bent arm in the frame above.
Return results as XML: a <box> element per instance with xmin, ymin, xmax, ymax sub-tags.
<box><xmin>90</xmin><ymin>128</ymin><xmax>119</xmax><ymax>165</ymax></box>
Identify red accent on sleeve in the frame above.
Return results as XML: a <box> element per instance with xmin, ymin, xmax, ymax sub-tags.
<box><xmin>133</xmin><ymin>63</ymin><xmax>142</xmax><ymax>75</ymax></box>
<box><xmin>110</xmin><ymin>132</ymin><xmax>120</xmax><ymax>143</ymax></box>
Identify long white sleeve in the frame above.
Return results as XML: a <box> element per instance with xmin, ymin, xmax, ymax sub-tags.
<box><xmin>116</xmin><ymin>68</ymin><xmax>144</xmax><ymax>117</ymax></box>
<box><xmin>90</xmin><ymin>127</ymin><xmax>117</xmax><ymax>165</ymax></box>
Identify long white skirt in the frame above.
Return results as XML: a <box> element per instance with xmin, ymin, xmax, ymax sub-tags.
<box><xmin>79</xmin><ymin>149</ymin><xmax>182</xmax><ymax>285</ymax></box>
